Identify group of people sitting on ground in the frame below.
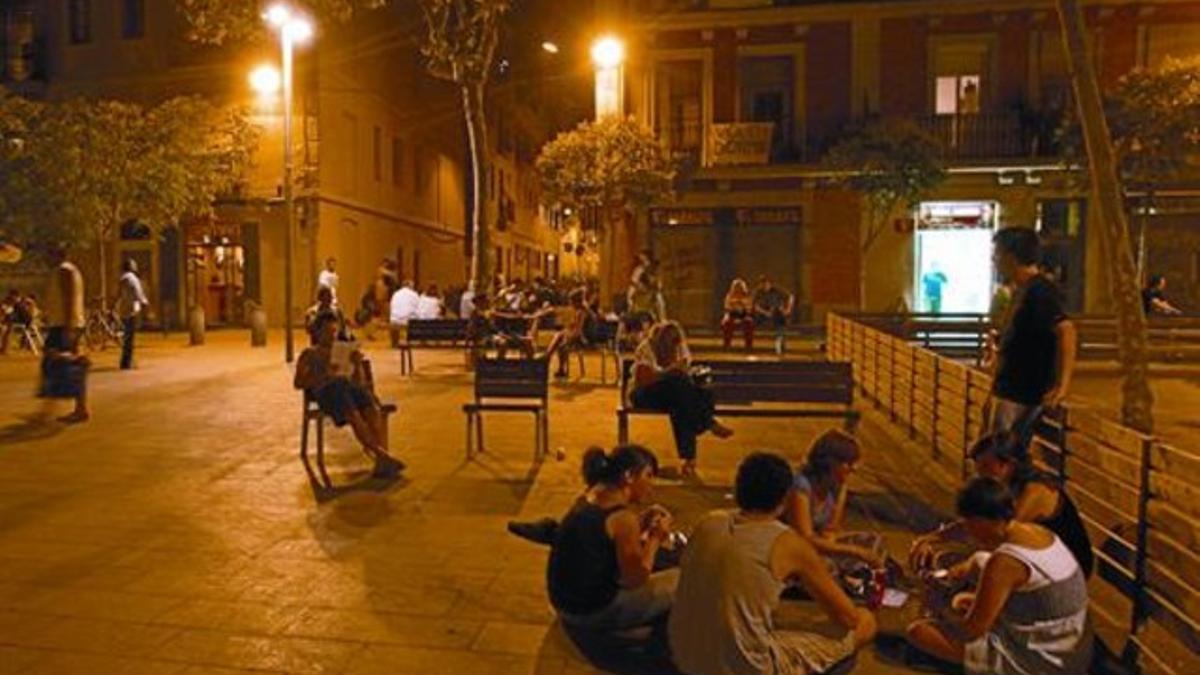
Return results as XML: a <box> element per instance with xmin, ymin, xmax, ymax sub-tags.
<box><xmin>720</xmin><ymin>275</ymin><xmax>796</xmax><ymax>354</ymax></box>
<box><xmin>519</xmin><ymin>417</ymin><xmax>1096</xmax><ymax>674</ymax></box>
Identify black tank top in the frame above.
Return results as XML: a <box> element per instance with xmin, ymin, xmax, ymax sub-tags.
<box><xmin>547</xmin><ymin>499</ymin><xmax>625</xmax><ymax>615</ymax></box>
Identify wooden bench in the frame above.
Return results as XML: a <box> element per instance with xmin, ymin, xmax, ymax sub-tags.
<box><xmin>463</xmin><ymin>358</ymin><xmax>550</xmax><ymax>460</ymax></box>
<box><xmin>398</xmin><ymin>318</ymin><xmax>470</xmax><ymax>375</ymax></box>
<box><xmin>617</xmin><ymin>359</ymin><xmax>859</xmax><ymax>445</ymax></box>
<box><xmin>299</xmin><ymin>361</ymin><xmax>397</xmax><ymax>489</ymax></box>
<box><xmin>574</xmin><ymin>319</ymin><xmax>620</xmax><ymax>384</ymax></box>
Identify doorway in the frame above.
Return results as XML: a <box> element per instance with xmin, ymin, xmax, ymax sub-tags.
<box><xmin>913</xmin><ymin>201</ymin><xmax>998</xmax><ymax>315</ymax></box>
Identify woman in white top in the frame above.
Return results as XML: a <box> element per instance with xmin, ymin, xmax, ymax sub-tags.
<box><xmin>906</xmin><ymin>477</ymin><xmax>1092</xmax><ymax>674</ymax></box>
<box><xmin>415</xmin><ymin>283</ymin><xmax>444</xmax><ymax>320</ymax></box>
<box><xmin>629</xmin><ymin>321</ymin><xmax>732</xmax><ymax>476</ymax></box>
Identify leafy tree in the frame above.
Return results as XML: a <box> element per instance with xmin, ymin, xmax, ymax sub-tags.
<box><xmin>1055</xmin><ymin>0</ymin><xmax>1154</xmax><ymax>432</ymax></box>
<box><xmin>175</xmin><ymin>0</ymin><xmax>512</xmax><ymax>293</ymax></box>
<box><xmin>823</xmin><ymin>117</ymin><xmax>947</xmax><ymax>309</ymax></box>
<box><xmin>537</xmin><ymin>116</ymin><xmax>676</xmax><ymax>300</ymax></box>
<box><xmin>1061</xmin><ymin>56</ymin><xmax>1200</xmax><ymax>274</ymax></box>
<box><xmin>0</xmin><ymin>93</ymin><xmax>257</xmax><ymax>304</ymax></box>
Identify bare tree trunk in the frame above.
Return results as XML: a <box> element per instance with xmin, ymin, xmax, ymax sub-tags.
<box><xmin>1056</xmin><ymin>0</ymin><xmax>1154</xmax><ymax>432</ymax></box>
<box><xmin>463</xmin><ymin>80</ymin><xmax>491</xmax><ymax>293</ymax></box>
<box><xmin>97</xmin><ymin>235</ymin><xmax>108</xmax><ymax>311</ymax></box>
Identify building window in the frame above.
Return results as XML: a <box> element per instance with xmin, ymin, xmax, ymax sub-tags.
<box><xmin>391</xmin><ymin>137</ymin><xmax>404</xmax><ymax>187</ymax></box>
<box><xmin>122</xmin><ymin>0</ymin><xmax>144</xmax><ymax>39</ymax></box>
<box><xmin>412</xmin><ymin>146</ymin><xmax>424</xmax><ymax>194</ymax></box>
<box><xmin>3</xmin><ymin>9</ymin><xmax>37</xmax><ymax>82</ymax></box>
<box><xmin>738</xmin><ymin>55</ymin><xmax>797</xmax><ymax>162</ymax></box>
<box><xmin>935</xmin><ymin>75</ymin><xmax>981</xmax><ymax>115</ymax></box>
<box><xmin>654</xmin><ymin>60</ymin><xmax>704</xmax><ymax>160</ymax></box>
<box><xmin>372</xmin><ymin>126</ymin><xmax>382</xmax><ymax>182</ymax></box>
<box><xmin>68</xmin><ymin>0</ymin><xmax>91</xmax><ymax>44</ymax></box>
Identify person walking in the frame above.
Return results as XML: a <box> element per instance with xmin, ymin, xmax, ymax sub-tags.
<box><xmin>39</xmin><ymin>246</ymin><xmax>89</xmax><ymax>423</ymax></box>
<box><xmin>989</xmin><ymin>228</ymin><xmax>1076</xmax><ymax>432</ymax></box>
<box><xmin>317</xmin><ymin>257</ymin><xmax>339</xmax><ymax>303</ymax></box>
<box><xmin>922</xmin><ymin>265</ymin><xmax>949</xmax><ymax>314</ymax></box>
<box><xmin>116</xmin><ymin>259</ymin><xmax>149</xmax><ymax>370</ymax></box>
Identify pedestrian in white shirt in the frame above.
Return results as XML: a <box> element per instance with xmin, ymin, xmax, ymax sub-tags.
<box><xmin>317</xmin><ymin>257</ymin><xmax>339</xmax><ymax>304</ymax></box>
<box><xmin>117</xmin><ymin>259</ymin><xmax>150</xmax><ymax>370</ymax></box>
<box><xmin>389</xmin><ymin>280</ymin><xmax>420</xmax><ymax>347</ymax></box>
<box><xmin>416</xmin><ymin>283</ymin><xmax>444</xmax><ymax>320</ymax></box>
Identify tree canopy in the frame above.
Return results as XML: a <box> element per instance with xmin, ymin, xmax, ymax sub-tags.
<box><xmin>823</xmin><ymin>117</ymin><xmax>947</xmax><ymax>243</ymax></box>
<box><xmin>176</xmin><ymin>0</ymin><xmax>386</xmax><ymax>44</ymax></box>
<box><xmin>536</xmin><ymin>116</ymin><xmax>677</xmax><ymax>220</ymax></box>
<box><xmin>0</xmin><ymin>91</ymin><xmax>257</xmax><ymax>256</ymax></box>
<box><xmin>1060</xmin><ymin>55</ymin><xmax>1200</xmax><ymax>189</ymax></box>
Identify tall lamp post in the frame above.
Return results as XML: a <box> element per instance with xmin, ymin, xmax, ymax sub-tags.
<box><xmin>264</xmin><ymin>4</ymin><xmax>313</xmax><ymax>363</ymax></box>
<box><xmin>591</xmin><ymin>35</ymin><xmax>625</xmax><ymax>120</ymax></box>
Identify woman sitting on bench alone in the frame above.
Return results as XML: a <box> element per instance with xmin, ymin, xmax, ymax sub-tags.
<box><xmin>294</xmin><ymin>313</ymin><xmax>405</xmax><ymax>478</ymax></box>
<box><xmin>630</xmin><ymin>321</ymin><xmax>733</xmax><ymax>477</ymax></box>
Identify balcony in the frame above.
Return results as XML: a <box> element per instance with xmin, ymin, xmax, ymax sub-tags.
<box><xmin>913</xmin><ymin>112</ymin><xmax>1061</xmax><ymax>162</ymax></box>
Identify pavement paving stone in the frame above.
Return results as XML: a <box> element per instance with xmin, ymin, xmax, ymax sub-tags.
<box><xmin>0</xmin><ymin>332</ymin><xmax>1008</xmax><ymax>674</ymax></box>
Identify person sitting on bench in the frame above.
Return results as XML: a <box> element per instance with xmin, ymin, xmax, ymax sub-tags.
<box><xmin>905</xmin><ymin>477</ymin><xmax>1093</xmax><ymax>674</ymax></box>
<box><xmin>468</xmin><ymin>293</ymin><xmax>537</xmax><ymax>359</ymax></box>
<box><xmin>669</xmin><ymin>452</ymin><xmax>877</xmax><ymax>675</ymax></box>
<box><xmin>546</xmin><ymin>445</ymin><xmax>678</xmax><ymax>632</ymax></box>
<box><xmin>720</xmin><ymin>278</ymin><xmax>755</xmax><ymax>350</ymax></box>
<box><xmin>909</xmin><ymin>431</ymin><xmax>1094</xmax><ymax>578</ymax></box>
<box><xmin>786</xmin><ymin>430</ymin><xmax>886</xmax><ymax>571</ymax></box>
<box><xmin>294</xmin><ymin>313</ymin><xmax>404</xmax><ymax>478</ymax></box>
<box><xmin>544</xmin><ymin>289</ymin><xmax>590</xmax><ymax>379</ymax></box>
<box><xmin>630</xmin><ymin>321</ymin><xmax>733</xmax><ymax>477</ymax></box>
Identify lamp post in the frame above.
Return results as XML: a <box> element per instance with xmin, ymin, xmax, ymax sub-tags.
<box><xmin>263</xmin><ymin>4</ymin><xmax>312</xmax><ymax>363</ymax></box>
<box><xmin>591</xmin><ymin>35</ymin><xmax>625</xmax><ymax>120</ymax></box>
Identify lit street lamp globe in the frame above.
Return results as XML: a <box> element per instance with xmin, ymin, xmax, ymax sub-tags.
<box><xmin>249</xmin><ymin>64</ymin><xmax>281</xmax><ymax>95</ymax></box>
<box><xmin>590</xmin><ymin>36</ymin><xmax>625</xmax><ymax>70</ymax></box>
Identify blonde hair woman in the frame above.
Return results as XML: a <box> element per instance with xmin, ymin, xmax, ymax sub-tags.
<box><xmin>722</xmin><ymin>278</ymin><xmax>755</xmax><ymax>350</ymax></box>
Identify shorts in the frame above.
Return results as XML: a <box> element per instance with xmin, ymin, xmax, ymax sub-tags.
<box><xmin>315</xmin><ymin>378</ymin><xmax>373</xmax><ymax>427</ymax></box>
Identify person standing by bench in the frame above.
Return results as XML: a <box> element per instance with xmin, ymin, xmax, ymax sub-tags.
<box><xmin>295</xmin><ymin>313</ymin><xmax>404</xmax><ymax>478</ymax></box>
<box><xmin>990</xmin><ymin>228</ymin><xmax>1077</xmax><ymax>432</ymax></box>
<box><xmin>630</xmin><ymin>321</ymin><xmax>733</xmax><ymax>477</ymax></box>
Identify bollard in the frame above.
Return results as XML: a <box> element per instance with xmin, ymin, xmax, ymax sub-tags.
<box><xmin>188</xmin><ymin>305</ymin><xmax>205</xmax><ymax>346</ymax></box>
<box><xmin>248</xmin><ymin>302</ymin><xmax>268</xmax><ymax>347</ymax></box>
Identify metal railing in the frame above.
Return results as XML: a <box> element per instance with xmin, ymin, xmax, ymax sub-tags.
<box><xmin>828</xmin><ymin>312</ymin><xmax>1200</xmax><ymax>673</ymax></box>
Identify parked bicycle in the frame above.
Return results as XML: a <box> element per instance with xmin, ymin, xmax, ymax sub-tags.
<box><xmin>83</xmin><ymin>298</ymin><xmax>124</xmax><ymax>351</ymax></box>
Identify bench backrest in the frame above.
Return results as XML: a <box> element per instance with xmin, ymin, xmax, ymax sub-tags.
<box><xmin>407</xmin><ymin>318</ymin><xmax>468</xmax><ymax>342</ymax></box>
<box><xmin>474</xmin><ymin>358</ymin><xmax>549</xmax><ymax>402</ymax></box>
<box><xmin>493</xmin><ymin>315</ymin><xmax>533</xmax><ymax>336</ymax></box>
<box><xmin>620</xmin><ymin>359</ymin><xmax>854</xmax><ymax>407</ymax></box>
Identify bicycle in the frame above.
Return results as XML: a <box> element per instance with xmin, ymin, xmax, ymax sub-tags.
<box><xmin>83</xmin><ymin>298</ymin><xmax>124</xmax><ymax>351</ymax></box>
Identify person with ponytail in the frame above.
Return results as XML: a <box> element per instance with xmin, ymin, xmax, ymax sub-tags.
<box><xmin>786</xmin><ymin>429</ymin><xmax>886</xmax><ymax>568</ymax></box>
<box><xmin>546</xmin><ymin>445</ymin><xmax>679</xmax><ymax>631</ymax></box>
<box><xmin>909</xmin><ymin>431</ymin><xmax>1093</xmax><ymax>578</ymax></box>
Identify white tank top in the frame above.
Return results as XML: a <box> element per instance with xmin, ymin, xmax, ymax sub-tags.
<box><xmin>45</xmin><ymin>262</ymin><xmax>85</xmax><ymax>329</ymax></box>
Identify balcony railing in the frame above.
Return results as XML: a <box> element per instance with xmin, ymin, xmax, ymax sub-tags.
<box><xmin>914</xmin><ymin>112</ymin><xmax>1057</xmax><ymax>161</ymax></box>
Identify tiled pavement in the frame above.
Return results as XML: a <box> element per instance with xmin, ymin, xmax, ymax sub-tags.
<box><xmin>0</xmin><ymin>331</ymin><xmax>965</xmax><ymax>674</ymax></box>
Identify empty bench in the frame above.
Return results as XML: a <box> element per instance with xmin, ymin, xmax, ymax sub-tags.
<box><xmin>617</xmin><ymin>359</ymin><xmax>860</xmax><ymax>445</ymax></box>
<box><xmin>398</xmin><ymin>318</ymin><xmax>470</xmax><ymax>375</ymax></box>
<box><xmin>463</xmin><ymin>358</ymin><xmax>550</xmax><ymax>460</ymax></box>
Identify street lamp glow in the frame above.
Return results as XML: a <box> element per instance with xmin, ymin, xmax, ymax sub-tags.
<box><xmin>283</xmin><ymin>18</ymin><xmax>313</xmax><ymax>43</ymax></box>
<box><xmin>263</xmin><ymin>4</ymin><xmax>291</xmax><ymax>27</ymax></box>
<box><xmin>249</xmin><ymin>64</ymin><xmax>281</xmax><ymax>95</ymax></box>
<box><xmin>590</xmin><ymin>36</ymin><xmax>625</xmax><ymax>70</ymax></box>
<box><xmin>541</xmin><ymin>41</ymin><xmax>559</xmax><ymax>54</ymax></box>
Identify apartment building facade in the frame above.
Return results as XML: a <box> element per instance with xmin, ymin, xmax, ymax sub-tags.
<box><xmin>0</xmin><ymin>0</ymin><xmax>567</xmax><ymax>327</ymax></box>
<box><xmin>605</xmin><ymin>0</ymin><xmax>1200</xmax><ymax>326</ymax></box>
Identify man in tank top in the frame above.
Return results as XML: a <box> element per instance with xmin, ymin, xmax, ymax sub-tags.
<box><xmin>38</xmin><ymin>245</ymin><xmax>89</xmax><ymax>423</ymax></box>
<box><xmin>669</xmin><ymin>452</ymin><xmax>877</xmax><ymax>675</ymax></box>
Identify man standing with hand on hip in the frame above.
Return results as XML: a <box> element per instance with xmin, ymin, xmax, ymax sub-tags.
<box><xmin>117</xmin><ymin>258</ymin><xmax>149</xmax><ymax>370</ymax></box>
<box><xmin>989</xmin><ymin>227</ymin><xmax>1077</xmax><ymax>432</ymax></box>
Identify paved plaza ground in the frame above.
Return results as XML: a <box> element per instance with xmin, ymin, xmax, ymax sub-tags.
<box><xmin>0</xmin><ymin>330</ymin><xmax>1156</xmax><ymax>674</ymax></box>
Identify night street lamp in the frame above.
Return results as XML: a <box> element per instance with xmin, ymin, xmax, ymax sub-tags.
<box><xmin>263</xmin><ymin>4</ymin><xmax>313</xmax><ymax>364</ymax></box>
<box><xmin>249</xmin><ymin>64</ymin><xmax>281</xmax><ymax>96</ymax></box>
<box><xmin>591</xmin><ymin>35</ymin><xmax>625</xmax><ymax>120</ymax></box>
